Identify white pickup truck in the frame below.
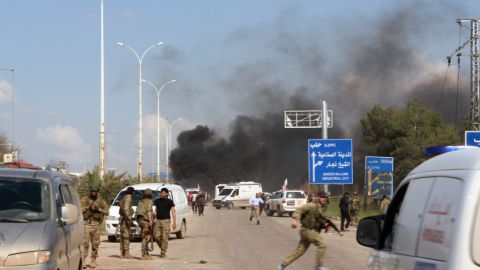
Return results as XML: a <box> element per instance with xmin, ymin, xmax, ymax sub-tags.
<box><xmin>265</xmin><ymin>190</ymin><xmax>307</xmax><ymax>216</ymax></box>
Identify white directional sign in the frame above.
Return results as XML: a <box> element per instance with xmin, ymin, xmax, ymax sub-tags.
<box><xmin>284</xmin><ymin>110</ymin><xmax>333</xmax><ymax>128</ymax></box>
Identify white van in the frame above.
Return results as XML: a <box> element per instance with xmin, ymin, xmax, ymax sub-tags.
<box><xmin>0</xmin><ymin>168</ymin><xmax>84</xmax><ymax>270</ymax></box>
<box><xmin>212</xmin><ymin>181</ymin><xmax>262</xmax><ymax>209</ymax></box>
<box><xmin>214</xmin><ymin>184</ymin><xmax>227</xmax><ymax>198</ymax></box>
<box><xmin>357</xmin><ymin>148</ymin><xmax>480</xmax><ymax>270</ymax></box>
<box><xmin>105</xmin><ymin>183</ymin><xmax>188</xmax><ymax>242</ymax></box>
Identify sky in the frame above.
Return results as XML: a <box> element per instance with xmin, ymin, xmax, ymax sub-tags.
<box><xmin>0</xmin><ymin>0</ymin><xmax>478</xmax><ymax>176</ymax></box>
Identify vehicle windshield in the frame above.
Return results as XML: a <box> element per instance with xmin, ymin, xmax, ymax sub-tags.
<box><xmin>112</xmin><ymin>189</ymin><xmax>160</xmax><ymax>206</ymax></box>
<box><xmin>0</xmin><ymin>177</ymin><xmax>50</xmax><ymax>222</ymax></box>
<box><xmin>219</xmin><ymin>188</ymin><xmax>233</xmax><ymax>196</ymax></box>
<box><xmin>286</xmin><ymin>192</ymin><xmax>305</xmax><ymax>199</ymax></box>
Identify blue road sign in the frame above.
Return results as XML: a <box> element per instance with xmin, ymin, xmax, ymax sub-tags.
<box><xmin>365</xmin><ymin>156</ymin><xmax>393</xmax><ymax>199</ymax></box>
<box><xmin>308</xmin><ymin>139</ymin><xmax>353</xmax><ymax>184</ymax></box>
<box><xmin>465</xmin><ymin>131</ymin><xmax>480</xmax><ymax>147</ymax></box>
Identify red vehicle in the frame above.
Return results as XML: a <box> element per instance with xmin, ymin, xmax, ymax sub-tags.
<box><xmin>1</xmin><ymin>160</ymin><xmax>41</xmax><ymax>169</ymax></box>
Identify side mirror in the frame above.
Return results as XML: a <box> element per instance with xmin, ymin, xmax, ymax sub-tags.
<box><xmin>61</xmin><ymin>203</ymin><xmax>79</xmax><ymax>226</ymax></box>
<box><xmin>356</xmin><ymin>215</ymin><xmax>383</xmax><ymax>248</ymax></box>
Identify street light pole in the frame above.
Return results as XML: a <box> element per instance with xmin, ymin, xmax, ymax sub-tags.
<box><xmin>99</xmin><ymin>0</ymin><xmax>106</xmax><ymax>180</ymax></box>
<box><xmin>142</xmin><ymin>79</ymin><xmax>176</xmax><ymax>182</ymax></box>
<box><xmin>167</xmin><ymin>118</ymin><xmax>183</xmax><ymax>181</ymax></box>
<box><xmin>117</xmin><ymin>41</ymin><xmax>163</xmax><ymax>180</ymax></box>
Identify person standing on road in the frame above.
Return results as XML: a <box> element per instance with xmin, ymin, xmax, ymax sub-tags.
<box><xmin>339</xmin><ymin>192</ymin><xmax>351</xmax><ymax>232</ymax></box>
<box><xmin>278</xmin><ymin>191</ymin><xmax>330</xmax><ymax>270</ymax></box>
<box><xmin>259</xmin><ymin>193</ymin><xmax>267</xmax><ymax>216</ymax></box>
<box><xmin>380</xmin><ymin>194</ymin><xmax>390</xmax><ymax>214</ymax></box>
<box><xmin>192</xmin><ymin>192</ymin><xmax>198</xmax><ymax>214</ymax></box>
<box><xmin>119</xmin><ymin>186</ymin><xmax>134</xmax><ymax>259</ymax></box>
<box><xmin>195</xmin><ymin>191</ymin><xmax>206</xmax><ymax>216</ymax></box>
<box><xmin>349</xmin><ymin>192</ymin><xmax>361</xmax><ymax>226</ymax></box>
<box><xmin>136</xmin><ymin>188</ymin><xmax>154</xmax><ymax>260</ymax></box>
<box><xmin>249</xmin><ymin>192</ymin><xmax>264</xmax><ymax>225</ymax></box>
<box><xmin>154</xmin><ymin>187</ymin><xmax>177</xmax><ymax>257</ymax></box>
<box><xmin>81</xmin><ymin>185</ymin><xmax>108</xmax><ymax>269</ymax></box>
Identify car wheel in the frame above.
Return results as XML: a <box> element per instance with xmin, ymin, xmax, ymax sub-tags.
<box><xmin>266</xmin><ymin>205</ymin><xmax>273</xmax><ymax>216</ymax></box>
<box><xmin>289</xmin><ymin>212</ymin><xmax>293</xmax><ymax>217</ymax></box>
<box><xmin>240</xmin><ymin>206</ymin><xmax>246</xmax><ymax>209</ymax></box>
<box><xmin>176</xmin><ymin>220</ymin><xmax>186</xmax><ymax>239</ymax></box>
<box><xmin>215</xmin><ymin>206</ymin><xmax>221</xmax><ymax>209</ymax></box>
<box><xmin>107</xmin><ymin>235</ymin><xmax>116</xmax><ymax>242</ymax></box>
<box><xmin>277</xmin><ymin>206</ymin><xmax>283</xmax><ymax>217</ymax></box>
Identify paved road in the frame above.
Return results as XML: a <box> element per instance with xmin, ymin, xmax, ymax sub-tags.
<box><xmin>92</xmin><ymin>206</ymin><xmax>372</xmax><ymax>270</ymax></box>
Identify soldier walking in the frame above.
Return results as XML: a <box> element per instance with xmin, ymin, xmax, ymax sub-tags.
<box><xmin>278</xmin><ymin>191</ymin><xmax>331</xmax><ymax>270</ymax></box>
<box><xmin>339</xmin><ymin>192</ymin><xmax>351</xmax><ymax>232</ymax></box>
<box><xmin>350</xmin><ymin>192</ymin><xmax>361</xmax><ymax>226</ymax></box>
<box><xmin>153</xmin><ymin>187</ymin><xmax>177</xmax><ymax>257</ymax></box>
<box><xmin>119</xmin><ymin>186</ymin><xmax>135</xmax><ymax>259</ymax></box>
<box><xmin>136</xmin><ymin>188</ymin><xmax>154</xmax><ymax>260</ymax></box>
<box><xmin>81</xmin><ymin>185</ymin><xmax>108</xmax><ymax>268</ymax></box>
<box><xmin>195</xmin><ymin>191</ymin><xmax>206</xmax><ymax>216</ymax></box>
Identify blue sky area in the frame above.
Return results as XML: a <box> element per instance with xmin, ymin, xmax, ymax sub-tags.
<box><xmin>0</xmin><ymin>0</ymin><xmax>477</xmax><ymax>174</ymax></box>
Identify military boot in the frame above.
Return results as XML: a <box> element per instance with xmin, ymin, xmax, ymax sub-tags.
<box><xmin>122</xmin><ymin>251</ymin><xmax>134</xmax><ymax>260</ymax></box>
<box><xmin>89</xmin><ymin>258</ymin><xmax>97</xmax><ymax>268</ymax></box>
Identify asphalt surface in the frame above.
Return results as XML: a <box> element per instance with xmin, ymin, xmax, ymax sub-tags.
<box><xmin>91</xmin><ymin>206</ymin><xmax>372</xmax><ymax>270</ymax></box>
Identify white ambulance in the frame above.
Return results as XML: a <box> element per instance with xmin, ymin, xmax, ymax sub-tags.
<box><xmin>357</xmin><ymin>148</ymin><xmax>480</xmax><ymax>269</ymax></box>
<box><xmin>212</xmin><ymin>181</ymin><xmax>262</xmax><ymax>209</ymax></box>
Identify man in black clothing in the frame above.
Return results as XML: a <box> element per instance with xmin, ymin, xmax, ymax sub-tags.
<box><xmin>339</xmin><ymin>192</ymin><xmax>351</xmax><ymax>232</ymax></box>
<box><xmin>153</xmin><ymin>188</ymin><xmax>176</xmax><ymax>257</ymax></box>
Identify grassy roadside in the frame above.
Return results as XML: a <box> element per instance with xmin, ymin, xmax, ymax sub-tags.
<box><xmin>324</xmin><ymin>198</ymin><xmax>381</xmax><ymax>220</ymax></box>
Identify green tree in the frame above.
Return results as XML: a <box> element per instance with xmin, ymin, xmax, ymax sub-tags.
<box><xmin>359</xmin><ymin>100</ymin><xmax>460</xmax><ymax>188</ymax></box>
<box><xmin>78</xmin><ymin>167</ymin><xmax>128</xmax><ymax>204</ymax></box>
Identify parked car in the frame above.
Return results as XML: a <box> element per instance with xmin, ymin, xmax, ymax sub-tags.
<box><xmin>265</xmin><ymin>190</ymin><xmax>307</xmax><ymax>217</ymax></box>
<box><xmin>105</xmin><ymin>183</ymin><xmax>188</xmax><ymax>242</ymax></box>
<box><xmin>0</xmin><ymin>167</ymin><xmax>84</xmax><ymax>270</ymax></box>
<box><xmin>212</xmin><ymin>181</ymin><xmax>262</xmax><ymax>209</ymax></box>
<box><xmin>357</xmin><ymin>148</ymin><xmax>480</xmax><ymax>270</ymax></box>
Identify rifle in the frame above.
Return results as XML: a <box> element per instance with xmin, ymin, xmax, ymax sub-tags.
<box><xmin>320</xmin><ymin>217</ymin><xmax>343</xmax><ymax>236</ymax></box>
<box><xmin>146</xmin><ymin>224</ymin><xmax>154</xmax><ymax>251</ymax></box>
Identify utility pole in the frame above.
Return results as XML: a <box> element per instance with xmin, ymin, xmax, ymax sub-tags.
<box><xmin>448</xmin><ymin>19</ymin><xmax>479</xmax><ymax>130</ymax></box>
<box><xmin>99</xmin><ymin>0</ymin><xmax>106</xmax><ymax>180</ymax></box>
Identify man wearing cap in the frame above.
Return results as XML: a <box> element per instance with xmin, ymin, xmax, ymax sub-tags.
<box><xmin>81</xmin><ymin>185</ymin><xmax>108</xmax><ymax>268</ymax></box>
<box><xmin>136</xmin><ymin>188</ymin><xmax>154</xmax><ymax>260</ymax></box>
<box><xmin>278</xmin><ymin>191</ymin><xmax>330</xmax><ymax>270</ymax></box>
<box><xmin>119</xmin><ymin>186</ymin><xmax>135</xmax><ymax>259</ymax></box>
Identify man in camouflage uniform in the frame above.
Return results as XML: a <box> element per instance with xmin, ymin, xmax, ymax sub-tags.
<box><xmin>349</xmin><ymin>192</ymin><xmax>361</xmax><ymax>226</ymax></box>
<box><xmin>119</xmin><ymin>186</ymin><xmax>135</xmax><ymax>259</ymax></box>
<box><xmin>81</xmin><ymin>185</ymin><xmax>108</xmax><ymax>269</ymax></box>
<box><xmin>136</xmin><ymin>188</ymin><xmax>154</xmax><ymax>260</ymax></box>
<box><xmin>278</xmin><ymin>191</ymin><xmax>330</xmax><ymax>270</ymax></box>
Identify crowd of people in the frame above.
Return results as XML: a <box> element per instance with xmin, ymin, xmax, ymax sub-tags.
<box><xmin>82</xmin><ymin>185</ymin><xmax>177</xmax><ymax>268</ymax></box>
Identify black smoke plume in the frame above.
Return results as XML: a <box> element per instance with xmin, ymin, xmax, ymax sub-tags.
<box><xmin>169</xmin><ymin>2</ymin><xmax>470</xmax><ymax>192</ymax></box>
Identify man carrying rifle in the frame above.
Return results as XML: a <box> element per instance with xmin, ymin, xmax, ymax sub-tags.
<box><xmin>278</xmin><ymin>191</ymin><xmax>341</xmax><ymax>270</ymax></box>
<box><xmin>119</xmin><ymin>186</ymin><xmax>134</xmax><ymax>259</ymax></box>
<box><xmin>136</xmin><ymin>188</ymin><xmax>154</xmax><ymax>260</ymax></box>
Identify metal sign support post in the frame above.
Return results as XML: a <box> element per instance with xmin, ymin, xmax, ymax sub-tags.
<box><xmin>322</xmin><ymin>101</ymin><xmax>329</xmax><ymax>194</ymax></box>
